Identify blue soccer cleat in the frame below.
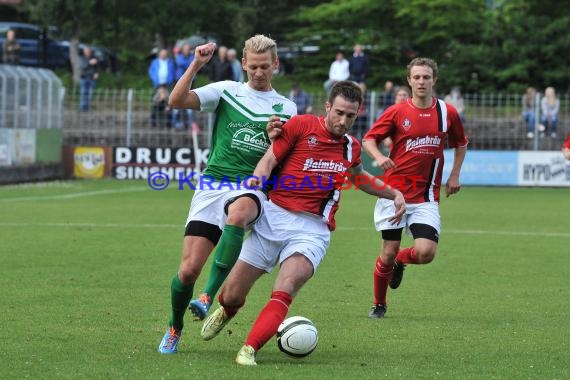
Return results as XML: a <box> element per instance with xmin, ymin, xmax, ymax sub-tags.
<box><xmin>189</xmin><ymin>293</ymin><xmax>212</xmax><ymax>321</ymax></box>
<box><xmin>158</xmin><ymin>326</ymin><xmax>181</xmax><ymax>354</ymax></box>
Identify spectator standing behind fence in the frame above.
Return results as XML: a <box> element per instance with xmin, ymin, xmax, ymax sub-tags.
<box><xmin>172</xmin><ymin>43</ymin><xmax>195</xmax><ymax>130</ymax></box>
<box><xmin>2</xmin><ymin>29</ymin><xmax>20</xmax><ymax>64</ymax></box>
<box><xmin>151</xmin><ymin>84</ymin><xmax>171</xmax><ymax>128</ymax></box>
<box><xmin>353</xmin><ymin>82</ymin><xmax>369</xmax><ymax>140</ymax></box>
<box><xmin>522</xmin><ymin>86</ymin><xmax>537</xmax><ymax>138</ymax></box>
<box><xmin>79</xmin><ymin>46</ymin><xmax>99</xmax><ymax>112</ymax></box>
<box><xmin>349</xmin><ymin>44</ymin><xmax>369</xmax><ymax>85</ymax></box>
<box><xmin>209</xmin><ymin>45</ymin><xmax>233</xmax><ymax>82</ymax></box>
<box><xmin>148</xmin><ymin>48</ymin><xmax>175</xmax><ymax>90</ymax></box>
<box><xmin>562</xmin><ymin>133</ymin><xmax>570</xmax><ymax>160</ymax></box>
<box><xmin>444</xmin><ymin>86</ymin><xmax>466</xmax><ymax>124</ymax></box>
<box><xmin>379</xmin><ymin>80</ymin><xmax>395</xmax><ymax>115</ymax></box>
<box><xmin>540</xmin><ymin>87</ymin><xmax>560</xmax><ymax>138</ymax></box>
<box><xmin>289</xmin><ymin>83</ymin><xmax>313</xmax><ymax>115</ymax></box>
<box><xmin>382</xmin><ymin>86</ymin><xmax>411</xmax><ymax>152</ymax></box>
<box><xmin>324</xmin><ymin>51</ymin><xmax>350</xmax><ymax>93</ymax></box>
<box><xmin>227</xmin><ymin>48</ymin><xmax>243</xmax><ymax>82</ymax></box>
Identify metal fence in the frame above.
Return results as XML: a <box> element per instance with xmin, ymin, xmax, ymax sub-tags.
<box><xmin>58</xmin><ymin>86</ymin><xmax>570</xmax><ymax>151</ymax></box>
<box><xmin>0</xmin><ymin>64</ymin><xmax>64</xmax><ymax>130</ymax></box>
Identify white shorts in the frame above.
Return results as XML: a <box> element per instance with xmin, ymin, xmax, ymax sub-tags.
<box><xmin>239</xmin><ymin>200</ymin><xmax>330</xmax><ymax>273</ymax></box>
<box><xmin>185</xmin><ymin>182</ymin><xmax>267</xmax><ymax>230</ymax></box>
<box><xmin>374</xmin><ymin>198</ymin><xmax>441</xmax><ymax>235</ymax></box>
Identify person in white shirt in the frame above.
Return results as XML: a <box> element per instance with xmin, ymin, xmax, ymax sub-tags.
<box><xmin>323</xmin><ymin>51</ymin><xmax>350</xmax><ymax>93</ymax></box>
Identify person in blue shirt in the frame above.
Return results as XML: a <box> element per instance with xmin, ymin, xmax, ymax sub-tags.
<box><xmin>172</xmin><ymin>43</ymin><xmax>195</xmax><ymax>130</ymax></box>
<box><xmin>148</xmin><ymin>48</ymin><xmax>175</xmax><ymax>90</ymax></box>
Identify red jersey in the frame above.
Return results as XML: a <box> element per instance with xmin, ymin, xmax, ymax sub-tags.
<box><xmin>563</xmin><ymin>133</ymin><xmax>570</xmax><ymax>149</ymax></box>
<box><xmin>270</xmin><ymin>114</ymin><xmax>362</xmax><ymax>231</ymax></box>
<box><xmin>364</xmin><ymin>97</ymin><xmax>468</xmax><ymax>203</ymax></box>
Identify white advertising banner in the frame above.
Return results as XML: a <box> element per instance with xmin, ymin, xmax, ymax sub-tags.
<box><xmin>9</xmin><ymin>129</ymin><xmax>36</xmax><ymax>165</ymax></box>
<box><xmin>518</xmin><ymin>151</ymin><xmax>570</xmax><ymax>187</ymax></box>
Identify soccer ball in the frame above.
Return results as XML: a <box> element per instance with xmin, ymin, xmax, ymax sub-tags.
<box><xmin>276</xmin><ymin>316</ymin><xmax>318</xmax><ymax>358</ymax></box>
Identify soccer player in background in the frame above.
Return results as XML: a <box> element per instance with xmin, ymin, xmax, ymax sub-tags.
<box><xmin>362</xmin><ymin>57</ymin><xmax>468</xmax><ymax>318</ymax></box>
<box><xmin>199</xmin><ymin>81</ymin><xmax>406</xmax><ymax>365</ymax></box>
<box><xmin>158</xmin><ymin>35</ymin><xmax>297</xmax><ymax>354</ymax></box>
<box><xmin>562</xmin><ymin>132</ymin><xmax>570</xmax><ymax>160</ymax></box>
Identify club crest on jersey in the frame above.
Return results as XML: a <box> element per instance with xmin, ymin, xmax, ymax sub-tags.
<box><xmin>402</xmin><ymin>118</ymin><xmax>412</xmax><ymax>131</ymax></box>
<box><xmin>308</xmin><ymin>135</ymin><xmax>318</xmax><ymax>146</ymax></box>
<box><xmin>272</xmin><ymin>103</ymin><xmax>284</xmax><ymax>112</ymax></box>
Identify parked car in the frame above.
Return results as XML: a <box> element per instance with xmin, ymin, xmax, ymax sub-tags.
<box><xmin>276</xmin><ymin>36</ymin><xmax>321</xmax><ymax>75</ymax></box>
<box><xmin>0</xmin><ymin>21</ymin><xmax>70</xmax><ymax>68</ymax></box>
<box><xmin>0</xmin><ymin>22</ymin><xmax>118</xmax><ymax>72</ymax></box>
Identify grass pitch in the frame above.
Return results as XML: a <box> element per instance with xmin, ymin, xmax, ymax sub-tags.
<box><xmin>0</xmin><ymin>180</ymin><xmax>568</xmax><ymax>379</ymax></box>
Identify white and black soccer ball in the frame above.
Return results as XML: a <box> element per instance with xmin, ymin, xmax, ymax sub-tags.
<box><xmin>276</xmin><ymin>316</ymin><xmax>318</xmax><ymax>358</ymax></box>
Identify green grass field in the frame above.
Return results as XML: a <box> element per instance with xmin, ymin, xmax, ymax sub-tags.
<box><xmin>1</xmin><ymin>180</ymin><xmax>568</xmax><ymax>379</ymax></box>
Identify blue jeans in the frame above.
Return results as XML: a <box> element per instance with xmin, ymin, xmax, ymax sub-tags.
<box><xmin>79</xmin><ymin>78</ymin><xmax>95</xmax><ymax>112</ymax></box>
<box><xmin>541</xmin><ymin>115</ymin><xmax>558</xmax><ymax>134</ymax></box>
<box><xmin>171</xmin><ymin>108</ymin><xmax>193</xmax><ymax>130</ymax></box>
<box><xmin>522</xmin><ymin>111</ymin><xmax>535</xmax><ymax>133</ymax></box>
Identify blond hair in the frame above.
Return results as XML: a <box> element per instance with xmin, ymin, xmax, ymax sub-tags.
<box><xmin>544</xmin><ymin>87</ymin><xmax>557</xmax><ymax>108</ymax></box>
<box><xmin>243</xmin><ymin>34</ymin><xmax>277</xmax><ymax>62</ymax></box>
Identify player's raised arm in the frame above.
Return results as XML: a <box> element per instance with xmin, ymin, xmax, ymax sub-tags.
<box><xmin>169</xmin><ymin>42</ymin><xmax>217</xmax><ymax>110</ymax></box>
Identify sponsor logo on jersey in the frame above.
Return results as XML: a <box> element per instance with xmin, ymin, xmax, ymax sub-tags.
<box><xmin>228</xmin><ymin>121</ymin><xmax>259</xmax><ymax>129</ymax></box>
<box><xmin>232</xmin><ymin>128</ymin><xmax>270</xmax><ymax>153</ymax></box>
<box><xmin>405</xmin><ymin>135</ymin><xmax>442</xmax><ymax>152</ymax></box>
<box><xmin>302</xmin><ymin>158</ymin><xmax>347</xmax><ymax>173</ymax></box>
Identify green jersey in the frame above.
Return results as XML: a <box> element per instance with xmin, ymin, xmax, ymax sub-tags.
<box><xmin>194</xmin><ymin>81</ymin><xmax>297</xmax><ymax>182</ymax></box>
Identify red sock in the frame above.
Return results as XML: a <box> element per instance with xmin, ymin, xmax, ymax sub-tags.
<box><xmin>218</xmin><ymin>290</ymin><xmax>245</xmax><ymax>318</ymax></box>
<box><xmin>373</xmin><ymin>257</ymin><xmax>393</xmax><ymax>306</ymax></box>
<box><xmin>245</xmin><ymin>291</ymin><xmax>292</xmax><ymax>351</ymax></box>
<box><xmin>395</xmin><ymin>247</ymin><xmax>419</xmax><ymax>264</ymax></box>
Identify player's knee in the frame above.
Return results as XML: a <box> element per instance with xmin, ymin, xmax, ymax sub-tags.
<box><xmin>178</xmin><ymin>259</ymin><xmax>201</xmax><ymax>284</ymax></box>
<box><xmin>220</xmin><ymin>288</ymin><xmax>245</xmax><ymax>308</ymax></box>
<box><xmin>225</xmin><ymin>211</ymin><xmax>250</xmax><ymax>227</ymax></box>
<box><xmin>415</xmin><ymin>247</ymin><xmax>436</xmax><ymax>264</ymax></box>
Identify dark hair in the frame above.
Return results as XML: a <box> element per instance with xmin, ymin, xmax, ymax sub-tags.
<box><xmin>407</xmin><ymin>57</ymin><xmax>438</xmax><ymax>79</ymax></box>
<box><xmin>328</xmin><ymin>80</ymin><xmax>362</xmax><ymax>106</ymax></box>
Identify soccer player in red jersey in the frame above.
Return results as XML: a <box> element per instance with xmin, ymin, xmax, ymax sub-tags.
<box><xmin>200</xmin><ymin>81</ymin><xmax>406</xmax><ymax>365</ymax></box>
<box><xmin>362</xmin><ymin>57</ymin><xmax>468</xmax><ymax>318</ymax></box>
<box><xmin>562</xmin><ymin>132</ymin><xmax>570</xmax><ymax>160</ymax></box>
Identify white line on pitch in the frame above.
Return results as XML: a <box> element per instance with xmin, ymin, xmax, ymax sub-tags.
<box><xmin>0</xmin><ymin>187</ymin><xmax>147</xmax><ymax>202</ymax></box>
<box><xmin>0</xmin><ymin>222</ymin><xmax>568</xmax><ymax>238</ymax></box>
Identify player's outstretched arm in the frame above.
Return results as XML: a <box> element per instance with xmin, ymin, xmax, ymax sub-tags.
<box><xmin>445</xmin><ymin>146</ymin><xmax>467</xmax><ymax>197</ymax></box>
<box><xmin>246</xmin><ymin>146</ymin><xmax>279</xmax><ymax>189</ymax></box>
<box><xmin>169</xmin><ymin>42</ymin><xmax>216</xmax><ymax>110</ymax></box>
<box><xmin>362</xmin><ymin>139</ymin><xmax>395</xmax><ymax>170</ymax></box>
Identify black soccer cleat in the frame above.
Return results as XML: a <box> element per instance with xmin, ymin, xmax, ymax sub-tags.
<box><xmin>390</xmin><ymin>261</ymin><xmax>406</xmax><ymax>289</ymax></box>
<box><xmin>368</xmin><ymin>304</ymin><xmax>387</xmax><ymax>318</ymax></box>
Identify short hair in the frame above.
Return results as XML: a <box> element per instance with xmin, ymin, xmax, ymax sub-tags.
<box><xmin>407</xmin><ymin>57</ymin><xmax>438</xmax><ymax>79</ymax></box>
<box><xmin>243</xmin><ymin>34</ymin><xmax>277</xmax><ymax>62</ymax></box>
<box><xmin>328</xmin><ymin>80</ymin><xmax>362</xmax><ymax>107</ymax></box>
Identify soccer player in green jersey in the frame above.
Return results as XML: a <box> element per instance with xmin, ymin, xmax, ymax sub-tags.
<box><xmin>158</xmin><ymin>35</ymin><xmax>297</xmax><ymax>354</ymax></box>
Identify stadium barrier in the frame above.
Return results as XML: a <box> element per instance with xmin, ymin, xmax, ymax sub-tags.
<box><xmin>0</xmin><ymin>65</ymin><xmax>64</xmax><ymax>184</ymax></box>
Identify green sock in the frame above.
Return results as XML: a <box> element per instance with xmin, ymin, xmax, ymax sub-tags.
<box><xmin>202</xmin><ymin>224</ymin><xmax>245</xmax><ymax>299</ymax></box>
<box><xmin>169</xmin><ymin>273</ymin><xmax>194</xmax><ymax>331</ymax></box>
